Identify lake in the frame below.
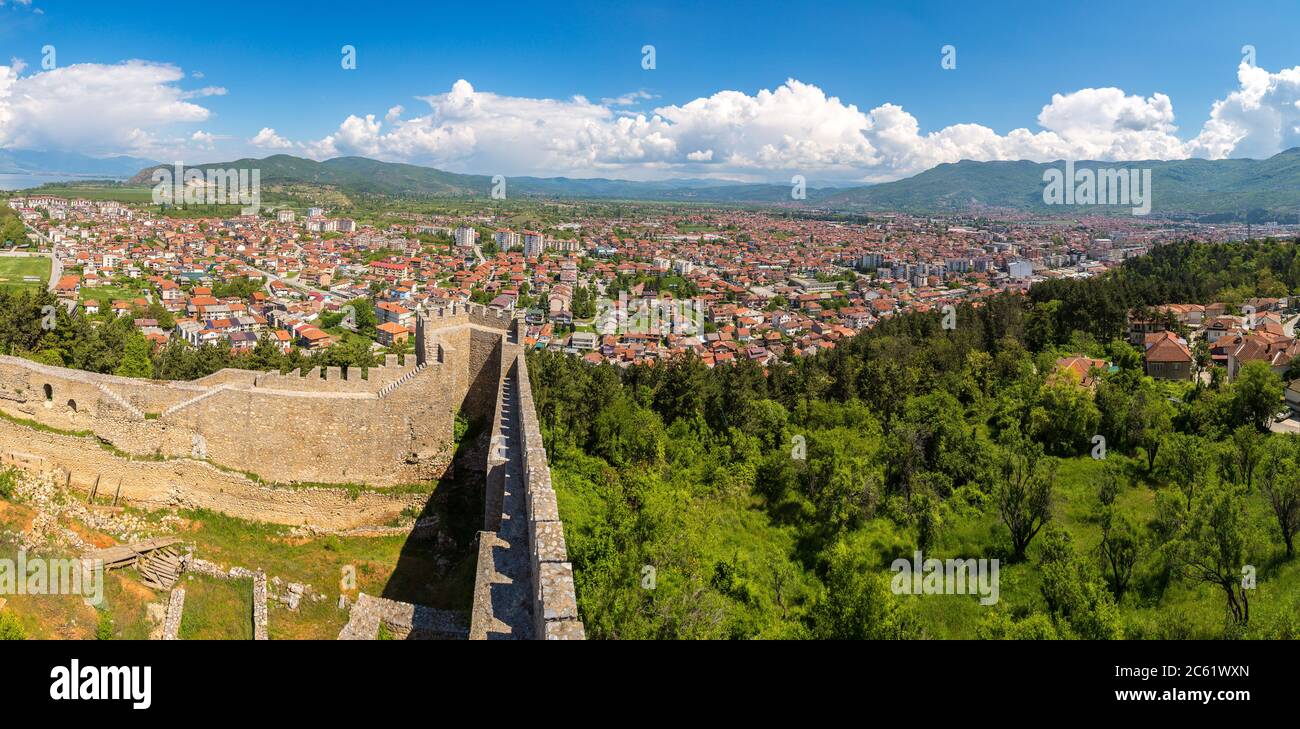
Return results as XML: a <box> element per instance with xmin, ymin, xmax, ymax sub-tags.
<box><xmin>0</xmin><ymin>173</ymin><xmax>125</xmax><ymax>191</ymax></box>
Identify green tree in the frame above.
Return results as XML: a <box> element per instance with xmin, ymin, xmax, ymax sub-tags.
<box><xmin>114</xmin><ymin>332</ymin><xmax>154</xmax><ymax>379</ymax></box>
<box><xmin>1029</xmin><ymin>379</ymin><xmax>1101</xmax><ymax>456</ymax></box>
<box><xmin>1223</xmin><ymin>425</ymin><xmax>1265</xmax><ymax>489</ymax></box>
<box><xmin>590</xmin><ymin>396</ymin><xmax>665</xmax><ymax>467</ymax></box>
<box><xmin>1096</xmin><ymin>505</ymin><xmax>1143</xmax><ymax>603</ymax></box>
<box><xmin>1130</xmin><ymin>384</ymin><xmax>1174</xmax><ymax>471</ymax></box>
<box><xmin>346</xmin><ymin>298</ymin><xmax>378</xmax><ymax>338</ymax></box>
<box><xmin>1037</xmin><ymin>526</ymin><xmax>1124</xmax><ymax>639</ymax></box>
<box><xmin>809</xmin><ymin>540</ymin><xmax>920</xmax><ymax>640</ymax></box>
<box><xmin>1231</xmin><ymin>360</ymin><xmax>1284</xmax><ymax>432</ymax></box>
<box><xmin>1258</xmin><ymin>434</ymin><xmax>1300</xmax><ymax>557</ymax></box>
<box><xmin>1168</xmin><ymin>480</ymin><xmax>1257</xmax><ymax>625</ymax></box>
<box><xmin>992</xmin><ymin>436</ymin><xmax>1056</xmax><ymax>561</ymax></box>
<box><xmin>1158</xmin><ymin>433</ymin><xmax>1216</xmax><ymax>510</ymax></box>
<box><xmin>247</xmin><ymin>333</ymin><xmax>286</xmax><ymax>372</ymax></box>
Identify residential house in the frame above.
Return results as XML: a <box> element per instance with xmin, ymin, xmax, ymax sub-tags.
<box><xmin>1143</xmin><ymin>331</ymin><xmax>1194</xmax><ymax>380</ymax></box>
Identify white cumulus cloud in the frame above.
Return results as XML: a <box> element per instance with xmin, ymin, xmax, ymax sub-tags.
<box><xmin>0</xmin><ymin>60</ymin><xmax>212</xmax><ymax>157</ymax></box>
<box><xmin>1188</xmin><ymin>61</ymin><xmax>1300</xmax><ymax>159</ymax></box>
<box><xmin>291</xmin><ymin>78</ymin><xmax>1215</xmax><ymax>182</ymax></box>
<box><xmin>12</xmin><ymin>56</ymin><xmax>1300</xmax><ymax>183</ymax></box>
<box><xmin>249</xmin><ymin>127</ymin><xmax>293</xmax><ymax>150</ymax></box>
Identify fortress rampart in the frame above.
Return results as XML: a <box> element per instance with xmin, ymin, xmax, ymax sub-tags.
<box><xmin>470</xmin><ymin>348</ymin><xmax>585</xmax><ymax>640</ymax></box>
<box><xmin>0</xmin><ymin>302</ymin><xmax>583</xmax><ymax>638</ymax></box>
<box><xmin>0</xmin><ymin>303</ymin><xmax>510</xmax><ymax>487</ymax></box>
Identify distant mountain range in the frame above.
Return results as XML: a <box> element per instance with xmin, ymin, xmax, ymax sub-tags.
<box><xmin>0</xmin><ymin>149</ymin><xmax>159</xmax><ymax>177</ymax></box>
<box><xmin>129</xmin><ymin>155</ymin><xmax>844</xmax><ymax>204</ymax></box>
<box><xmin>820</xmin><ymin>149</ymin><xmax>1300</xmax><ymax>219</ymax></box>
<box><xmin>110</xmin><ymin>148</ymin><xmax>1300</xmax><ymax>219</ymax></box>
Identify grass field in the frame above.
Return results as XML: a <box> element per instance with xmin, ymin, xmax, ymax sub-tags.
<box><xmin>0</xmin><ymin>500</ymin><xmax>157</xmax><ymax>640</ymax></box>
<box><xmin>324</xmin><ymin>326</ymin><xmax>380</xmax><ymax>350</ymax></box>
<box><xmin>910</xmin><ymin>455</ymin><xmax>1300</xmax><ymax>639</ymax></box>
<box><xmin>0</xmin><ymin>255</ymin><xmax>50</xmax><ymax>291</ymax></box>
<box><xmin>0</xmin><ymin>448</ymin><xmax>481</xmax><ymax>640</ymax></box>
<box><xmin>0</xmin><ymin>499</ymin><xmax>476</xmax><ymax>641</ymax></box>
<box><xmin>78</xmin><ymin>283</ymin><xmax>148</xmax><ymax>304</ymax></box>
<box><xmin>177</xmin><ymin>573</ymin><xmax>254</xmax><ymax>640</ymax></box>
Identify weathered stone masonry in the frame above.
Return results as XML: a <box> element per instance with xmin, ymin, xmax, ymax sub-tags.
<box><xmin>0</xmin><ymin>304</ymin><xmax>584</xmax><ymax>639</ymax></box>
<box><xmin>0</xmin><ymin>302</ymin><xmax>512</xmax><ymax>488</ymax></box>
<box><xmin>470</xmin><ymin>328</ymin><xmax>584</xmax><ymax>640</ymax></box>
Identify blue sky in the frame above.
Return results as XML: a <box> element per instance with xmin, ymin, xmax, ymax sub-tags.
<box><xmin>3</xmin><ymin>0</ymin><xmax>1300</xmax><ymax>182</ymax></box>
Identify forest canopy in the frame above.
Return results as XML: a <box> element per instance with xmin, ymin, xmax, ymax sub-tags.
<box><xmin>529</xmin><ymin>238</ymin><xmax>1300</xmax><ymax>639</ymax></box>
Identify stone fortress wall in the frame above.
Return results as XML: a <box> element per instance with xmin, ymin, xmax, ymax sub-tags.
<box><xmin>469</xmin><ymin>333</ymin><xmax>585</xmax><ymax>640</ymax></box>
<box><xmin>0</xmin><ymin>302</ymin><xmax>512</xmax><ymax>487</ymax></box>
<box><xmin>0</xmin><ymin>302</ymin><xmax>583</xmax><ymax>638</ymax></box>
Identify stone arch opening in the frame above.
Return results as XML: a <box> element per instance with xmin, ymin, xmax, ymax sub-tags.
<box><xmin>43</xmin><ymin>383</ymin><xmax>53</xmax><ymax>401</ymax></box>
<box><xmin>67</xmin><ymin>399</ymin><xmax>77</xmax><ymax>413</ymax></box>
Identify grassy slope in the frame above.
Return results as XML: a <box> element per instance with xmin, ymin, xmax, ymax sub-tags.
<box><xmin>0</xmin><ymin>478</ymin><xmax>479</xmax><ymax>640</ymax></box>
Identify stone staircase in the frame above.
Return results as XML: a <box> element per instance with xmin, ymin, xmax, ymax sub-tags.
<box><xmin>96</xmin><ymin>383</ymin><xmax>144</xmax><ymax>419</ymax></box>
<box><xmin>470</xmin><ymin>372</ymin><xmax>533</xmax><ymax>639</ymax></box>
<box><xmin>377</xmin><ymin>362</ymin><xmax>428</xmax><ymax>399</ymax></box>
<box><xmin>162</xmin><ymin>384</ymin><xmax>230</xmax><ymax>417</ymax></box>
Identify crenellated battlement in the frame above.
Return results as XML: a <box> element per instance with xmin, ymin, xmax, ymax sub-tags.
<box><xmin>0</xmin><ymin>309</ymin><xmax>509</xmax><ymax>487</ymax></box>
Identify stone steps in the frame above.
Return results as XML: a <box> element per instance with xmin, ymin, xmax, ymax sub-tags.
<box><xmin>471</xmin><ymin>374</ymin><xmax>534</xmax><ymax>639</ymax></box>
<box><xmin>95</xmin><ymin>383</ymin><xmax>144</xmax><ymax>420</ymax></box>
<box><xmin>376</xmin><ymin>362</ymin><xmax>429</xmax><ymax>399</ymax></box>
<box><xmin>161</xmin><ymin>384</ymin><xmax>230</xmax><ymax>417</ymax></box>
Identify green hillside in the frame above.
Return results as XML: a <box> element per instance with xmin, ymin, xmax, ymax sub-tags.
<box><xmin>822</xmin><ymin>149</ymin><xmax>1300</xmax><ymax>218</ymax></box>
<box><xmin>130</xmin><ymin>155</ymin><xmax>839</xmax><ymax>203</ymax></box>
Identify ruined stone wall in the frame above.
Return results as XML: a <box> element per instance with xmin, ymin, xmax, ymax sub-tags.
<box><xmin>0</xmin><ymin>423</ymin><xmax>427</xmax><ymax>528</ymax></box>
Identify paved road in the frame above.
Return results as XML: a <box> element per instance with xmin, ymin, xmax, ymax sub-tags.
<box><xmin>246</xmin><ymin>262</ymin><xmax>332</xmax><ymax>299</ymax></box>
<box><xmin>1270</xmin><ymin>416</ymin><xmax>1300</xmax><ymax>435</ymax></box>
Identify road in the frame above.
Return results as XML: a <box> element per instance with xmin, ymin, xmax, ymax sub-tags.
<box><xmin>245</xmin><ymin>262</ymin><xmax>332</xmax><ymax>299</ymax></box>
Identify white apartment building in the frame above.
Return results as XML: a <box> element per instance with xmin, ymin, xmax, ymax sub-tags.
<box><xmin>454</xmin><ymin>226</ymin><xmax>479</xmax><ymax>247</ymax></box>
<box><xmin>523</xmin><ymin>230</ymin><xmax>545</xmax><ymax>258</ymax></box>
<box><xmin>494</xmin><ymin>229</ymin><xmax>520</xmax><ymax>249</ymax></box>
